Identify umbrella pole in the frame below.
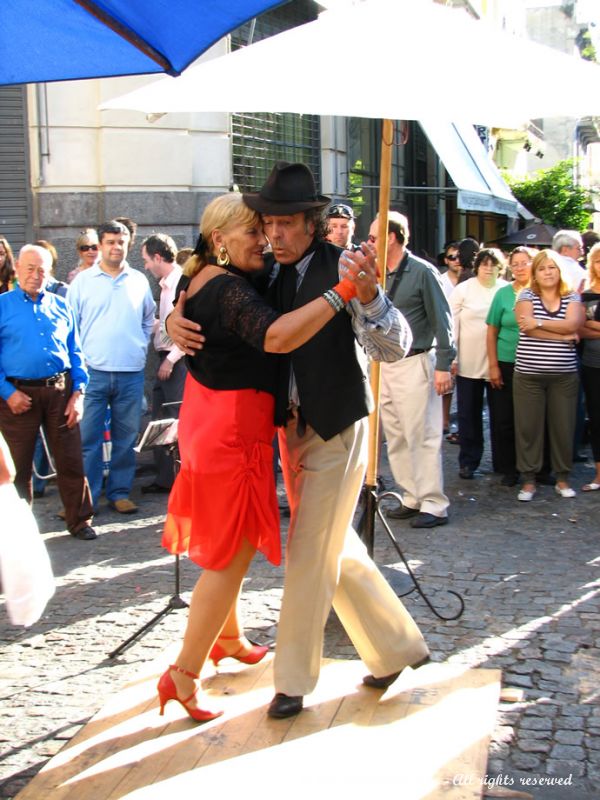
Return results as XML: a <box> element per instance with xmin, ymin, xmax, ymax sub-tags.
<box><xmin>361</xmin><ymin>119</ymin><xmax>393</xmax><ymax>558</ymax></box>
<box><xmin>357</xmin><ymin>122</ymin><xmax>466</xmax><ymax>623</ymax></box>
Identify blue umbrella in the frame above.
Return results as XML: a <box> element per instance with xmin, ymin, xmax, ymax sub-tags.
<box><xmin>0</xmin><ymin>0</ymin><xmax>284</xmax><ymax>85</ymax></box>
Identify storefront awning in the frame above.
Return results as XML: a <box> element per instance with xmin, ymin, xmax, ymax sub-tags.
<box><xmin>419</xmin><ymin>120</ymin><xmax>519</xmax><ymax>218</ymax></box>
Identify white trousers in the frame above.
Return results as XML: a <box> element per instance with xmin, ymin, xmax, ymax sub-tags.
<box><xmin>380</xmin><ymin>351</ymin><xmax>449</xmax><ymax>517</ymax></box>
<box><xmin>274</xmin><ymin>414</ymin><xmax>429</xmax><ymax>697</ymax></box>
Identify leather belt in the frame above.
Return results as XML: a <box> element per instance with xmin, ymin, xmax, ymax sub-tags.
<box><xmin>9</xmin><ymin>371</ymin><xmax>67</xmax><ymax>388</ymax></box>
<box><xmin>405</xmin><ymin>347</ymin><xmax>431</xmax><ymax>358</ymax></box>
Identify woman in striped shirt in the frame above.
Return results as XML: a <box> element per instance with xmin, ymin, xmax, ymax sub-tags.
<box><xmin>513</xmin><ymin>250</ymin><xmax>583</xmax><ymax>502</ymax></box>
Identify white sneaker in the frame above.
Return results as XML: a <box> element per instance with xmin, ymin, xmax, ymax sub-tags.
<box><xmin>517</xmin><ymin>487</ymin><xmax>536</xmax><ymax>502</ymax></box>
<box><xmin>555</xmin><ymin>485</ymin><xmax>576</xmax><ymax>498</ymax></box>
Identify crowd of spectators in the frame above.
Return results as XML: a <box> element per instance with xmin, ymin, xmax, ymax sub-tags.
<box><xmin>0</xmin><ymin>219</ymin><xmax>187</xmax><ymax>539</ymax></box>
<box><xmin>442</xmin><ymin>228</ymin><xmax>599</xmax><ymax>502</ymax></box>
<box><xmin>0</xmin><ymin>217</ymin><xmax>599</xmax><ymax>543</ymax></box>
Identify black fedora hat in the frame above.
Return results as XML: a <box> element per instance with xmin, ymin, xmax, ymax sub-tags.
<box><xmin>243</xmin><ymin>162</ymin><xmax>330</xmax><ymax>215</ymax></box>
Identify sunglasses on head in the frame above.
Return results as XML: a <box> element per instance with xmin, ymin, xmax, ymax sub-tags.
<box><xmin>328</xmin><ymin>203</ymin><xmax>354</xmax><ymax>219</ymax></box>
<box><xmin>79</xmin><ymin>244</ymin><xmax>98</xmax><ymax>252</ymax></box>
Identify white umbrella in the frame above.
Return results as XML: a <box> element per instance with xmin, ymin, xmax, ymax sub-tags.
<box><xmin>102</xmin><ymin>0</ymin><xmax>600</xmax><ymax>127</ymax></box>
<box><xmin>101</xmin><ymin>0</ymin><xmax>600</xmax><ymax>548</ymax></box>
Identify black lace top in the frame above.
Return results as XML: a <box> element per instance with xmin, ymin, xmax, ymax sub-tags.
<box><xmin>183</xmin><ymin>273</ymin><xmax>280</xmax><ymax>395</ymax></box>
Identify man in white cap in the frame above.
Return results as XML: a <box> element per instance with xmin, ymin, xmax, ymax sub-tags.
<box><xmin>326</xmin><ymin>202</ymin><xmax>357</xmax><ymax>250</ymax></box>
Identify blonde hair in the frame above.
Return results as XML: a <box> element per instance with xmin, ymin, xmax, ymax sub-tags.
<box><xmin>586</xmin><ymin>241</ymin><xmax>600</xmax><ymax>288</ymax></box>
<box><xmin>76</xmin><ymin>228</ymin><xmax>98</xmax><ymax>251</ymax></box>
<box><xmin>183</xmin><ymin>194</ymin><xmax>260</xmax><ymax>278</ymax></box>
<box><xmin>530</xmin><ymin>249</ymin><xmax>570</xmax><ymax>297</ymax></box>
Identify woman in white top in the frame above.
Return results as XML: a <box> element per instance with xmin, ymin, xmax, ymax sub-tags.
<box><xmin>450</xmin><ymin>248</ymin><xmax>508</xmax><ymax>479</ymax></box>
<box><xmin>514</xmin><ymin>250</ymin><xmax>583</xmax><ymax>501</ymax></box>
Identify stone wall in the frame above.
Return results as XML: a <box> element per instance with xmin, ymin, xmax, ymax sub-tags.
<box><xmin>33</xmin><ymin>189</ymin><xmax>219</xmax><ymax>282</ymax></box>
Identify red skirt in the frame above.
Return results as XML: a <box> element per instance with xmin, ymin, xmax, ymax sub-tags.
<box><xmin>162</xmin><ymin>376</ymin><xmax>280</xmax><ymax>570</ymax></box>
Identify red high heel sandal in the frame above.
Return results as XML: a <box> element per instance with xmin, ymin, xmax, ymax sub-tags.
<box><xmin>209</xmin><ymin>635</ymin><xmax>269</xmax><ymax>667</ymax></box>
<box><xmin>157</xmin><ymin>664</ymin><xmax>223</xmax><ymax>723</ymax></box>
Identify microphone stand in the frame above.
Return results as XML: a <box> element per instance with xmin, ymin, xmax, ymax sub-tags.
<box><xmin>358</xmin><ymin>488</ymin><xmax>464</xmax><ymax>621</ymax></box>
<box><xmin>109</xmin><ymin>416</ymin><xmax>188</xmax><ymax>658</ymax></box>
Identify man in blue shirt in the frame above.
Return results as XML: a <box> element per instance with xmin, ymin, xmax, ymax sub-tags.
<box><xmin>68</xmin><ymin>221</ymin><xmax>155</xmax><ymax>514</ymax></box>
<box><xmin>0</xmin><ymin>245</ymin><xmax>95</xmax><ymax>540</ymax></box>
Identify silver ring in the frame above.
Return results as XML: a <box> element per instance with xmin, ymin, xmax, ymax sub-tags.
<box><xmin>357</xmin><ymin>270</ymin><xmax>367</xmax><ymax>279</ymax></box>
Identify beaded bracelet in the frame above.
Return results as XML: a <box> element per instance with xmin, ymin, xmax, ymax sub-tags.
<box><xmin>322</xmin><ymin>288</ymin><xmax>346</xmax><ymax>312</ymax></box>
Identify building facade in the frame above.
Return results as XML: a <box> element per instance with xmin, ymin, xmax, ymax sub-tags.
<box><xmin>0</xmin><ymin>0</ymin><xmax>524</xmax><ymax>277</ymax></box>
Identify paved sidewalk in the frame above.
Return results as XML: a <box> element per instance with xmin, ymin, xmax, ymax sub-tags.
<box><xmin>0</xmin><ymin>436</ymin><xmax>599</xmax><ymax>799</ymax></box>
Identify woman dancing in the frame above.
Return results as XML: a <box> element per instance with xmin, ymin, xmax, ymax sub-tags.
<box><xmin>158</xmin><ymin>193</ymin><xmax>363</xmax><ymax>722</ymax></box>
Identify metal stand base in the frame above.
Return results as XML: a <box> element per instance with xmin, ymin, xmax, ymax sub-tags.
<box><xmin>358</xmin><ymin>486</ymin><xmax>465</xmax><ymax>621</ymax></box>
<box><xmin>109</xmin><ymin>431</ymin><xmax>188</xmax><ymax>659</ymax></box>
<box><xmin>108</xmin><ymin>554</ymin><xmax>188</xmax><ymax>659</ymax></box>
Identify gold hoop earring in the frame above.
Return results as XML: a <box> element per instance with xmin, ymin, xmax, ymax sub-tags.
<box><xmin>217</xmin><ymin>246</ymin><xmax>230</xmax><ymax>267</ymax></box>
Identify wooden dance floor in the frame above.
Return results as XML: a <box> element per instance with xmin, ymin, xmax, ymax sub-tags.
<box><xmin>16</xmin><ymin>654</ymin><xmax>501</xmax><ymax>800</ymax></box>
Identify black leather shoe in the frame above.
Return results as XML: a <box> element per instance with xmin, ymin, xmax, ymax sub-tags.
<box><xmin>70</xmin><ymin>525</ymin><xmax>97</xmax><ymax>541</ymax></box>
<box><xmin>141</xmin><ymin>482</ymin><xmax>171</xmax><ymax>494</ymax></box>
<box><xmin>410</xmin><ymin>512</ymin><xmax>448</xmax><ymax>529</ymax></box>
<box><xmin>363</xmin><ymin>656</ymin><xmax>431</xmax><ymax>689</ymax></box>
<box><xmin>386</xmin><ymin>504</ymin><xmax>419</xmax><ymax>520</ymax></box>
<box><xmin>459</xmin><ymin>466</ymin><xmax>474</xmax><ymax>479</ymax></box>
<box><xmin>362</xmin><ymin>671</ymin><xmax>401</xmax><ymax>689</ymax></box>
<box><xmin>267</xmin><ymin>693</ymin><xmax>303</xmax><ymax>719</ymax></box>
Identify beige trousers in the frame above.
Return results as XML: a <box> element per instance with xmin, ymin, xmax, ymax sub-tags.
<box><xmin>274</xmin><ymin>414</ymin><xmax>429</xmax><ymax>697</ymax></box>
<box><xmin>380</xmin><ymin>351</ymin><xmax>449</xmax><ymax>517</ymax></box>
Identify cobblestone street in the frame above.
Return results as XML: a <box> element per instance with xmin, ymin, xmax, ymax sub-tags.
<box><xmin>1</xmin><ymin>434</ymin><xmax>599</xmax><ymax>799</ymax></box>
